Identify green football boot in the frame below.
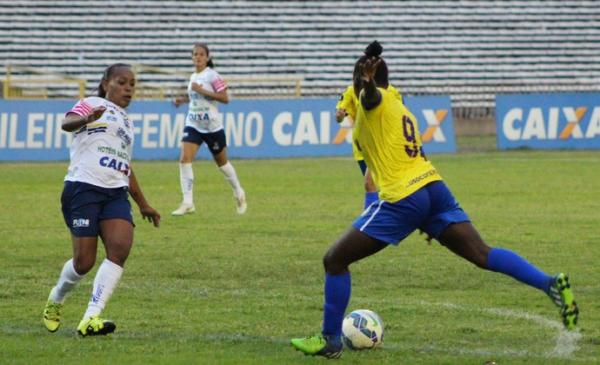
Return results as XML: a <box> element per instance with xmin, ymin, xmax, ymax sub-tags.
<box><xmin>77</xmin><ymin>316</ymin><xmax>116</xmax><ymax>337</ymax></box>
<box><xmin>291</xmin><ymin>333</ymin><xmax>343</xmax><ymax>359</ymax></box>
<box><xmin>43</xmin><ymin>299</ymin><xmax>63</xmax><ymax>332</ymax></box>
<box><xmin>547</xmin><ymin>273</ymin><xmax>579</xmax><ymax>330</ymax></box>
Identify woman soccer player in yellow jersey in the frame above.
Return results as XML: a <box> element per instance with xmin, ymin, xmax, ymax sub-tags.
<box><xmin>335</xmin><ymin>64</ymin><xmax>402</xmax><ymax>210</ymax></box>
<box><xmin>291</xmin><ymin>41</ymin><xmax>578</xmax><ymax>359</ymax></box>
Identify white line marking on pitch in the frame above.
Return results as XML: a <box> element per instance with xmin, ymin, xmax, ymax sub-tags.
<box><xmin>482</xmin><ymin>306</ymin><xmax>581</xmax><ymax>359</ymax></box>
<box><xmin>349</xmin><ymin>297</ymin><xmax>583</xmax><ymax>360</ymax></box>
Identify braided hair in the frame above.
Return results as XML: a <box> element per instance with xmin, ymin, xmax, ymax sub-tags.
<box><xmin>97</xmin><ymin>63</ymin><xmax>132</xmax><ymax>98</ymax></box>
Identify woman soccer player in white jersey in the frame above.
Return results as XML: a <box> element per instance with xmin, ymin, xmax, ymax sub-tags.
<box><xmin>42</xmin><ymin>64</ymin><xmax>161</xmax><ymax>337</ymax></box>
<box><xmin>171</xmin><ymin>43</ymin><xmax>247</xmax><ymax>215</ymax></box>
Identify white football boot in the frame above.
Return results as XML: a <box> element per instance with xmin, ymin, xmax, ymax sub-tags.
<box><xmin>171</xmin><ymin>203</ymin><xmax>196</xmax><ymax>216</ymax></box>
<box><xmin>235</xmin><ymin>190</ymin><xmax>247</xmax><ymax>214</ymax></box>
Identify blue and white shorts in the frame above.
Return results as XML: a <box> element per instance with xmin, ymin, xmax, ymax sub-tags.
<box><xmin>182</xmin><ymin>126</ymin><xmax>227</xmax><ymax>155</ymax></box>
<box><xmin>61</xmin><ymin>181</ymin><xmax>133</xmax><ymax>237</ymax></box>
<box><xmin>352</xmin><ymin>181</ymin><xmax>469</xmax><ymax>245</ymax></box>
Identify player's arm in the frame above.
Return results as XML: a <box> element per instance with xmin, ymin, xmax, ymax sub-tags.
<box><xmin>336</xmin><ymin>87</ymin><xmax>355</xmax><ymax>123</ymax></box>
<box><xmin>335</xmin><ymin>108</ymin><xmax>347</xmax><ymax>123</ymax></box>
<box><xmin>128</xmin><ymin>168</ymin><xmax>161</xmax><ymax>227</ymax></box>
<box><xmin>360</xmin><ymin>58</ymin><xmax>382</xmax><ymax>111</ymax></box>
<box><xmin>62</xmin><ymin>105</ymin><xmax>106</xmax><ymax>132</ymax></box>
<box><xmin>191</xmin><ymin>82</ymin><xmax>229</xmax><ymax>104</ymax></box>
<box><xmin>335</xmin><ymin>91</ymin><xmax>348</xmax><ymax>123</ymax></box>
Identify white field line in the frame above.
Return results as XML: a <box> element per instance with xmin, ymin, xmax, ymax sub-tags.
<box><xmin>281</xmin><ymin>294</ymin><xmax>587</xmax><ymax>361</ymax></box>
<box><xmin>1</xmin><ymin>296</ymin><xmax>589</xmax><ymax>361</ymax></box>
<box><xmin>366</xmin><ymin>298</ymin><xmax>583</xmax><ymax>360</ymax></box>
<box><xmin>488</xmin><ymin>156</ymin><xmax>600</xmax><ymax>162</ymax></box>
<box><xmin>1</xmin><ymin>324</ymin><xmax>593</xmax><ymax>363</ymax></box>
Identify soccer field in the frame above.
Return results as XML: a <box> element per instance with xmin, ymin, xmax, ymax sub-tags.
<box><xmin>1</xmin><ymin>151</ymin><xmax>599</xmax><ymax>364</ymax></box>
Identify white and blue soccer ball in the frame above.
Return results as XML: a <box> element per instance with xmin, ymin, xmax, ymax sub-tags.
<box><xmin>341</xmin><ymin>309</ymin><xmax>384</xmax><ymax>350</ymax></box>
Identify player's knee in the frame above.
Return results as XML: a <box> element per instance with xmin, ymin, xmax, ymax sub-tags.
<box><xmin>472</xmin><ymin>243</ymin><xmax>491</xmax><ymax>269</ymax></box>
<box><xmin>106</xmin><ymin>247</ymin><xmax>130</xmax><ymax>267</ymax></box>
<box><xmin>103</xmin><ymin>238</ymin><xmax>132</xmax><ymax>266</ymax></box>
<box><xmin>73</xmin><ymin>256</ymin><xmax>95</xmax><ymax>275</ymax></box>
<box><xmin>473</xmin><ymin>256</ymin><xmax>487</xmax><ymax>269</ymax></box>
<box><xmin>105</xmin><ymin>254</ymin><xmax>128</xmax><ymax>267</ymax></box>
<box><xmin>322</xmin><ymin>251</ymin><xmax>347</xmax><ymax>275</ymax></box>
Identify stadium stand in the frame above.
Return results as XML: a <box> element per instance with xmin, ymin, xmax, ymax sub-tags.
<box><xmin>1</xmin><ymin>0</ymin><xmax>599</xmax><ymax>115</ymax></box>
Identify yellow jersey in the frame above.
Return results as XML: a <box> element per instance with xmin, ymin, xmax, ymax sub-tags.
<box><xmin>353</xmin><ymin>87</ymin><xmax>442</xmax><ymax>202</ymax></box>
<box><xmin>336</xmin><ymin>86</ymin><xmax>362</xmax><ymax>160</ymax></box>
<box><xmin>336</xmin><ymin>85</ymin><xmax>403</xmax><ymax>161</ymax></box>
<box><xmin>336</xmin><ymin>85</ymin><xmax>358</xmax><ymax>120</ymax></box>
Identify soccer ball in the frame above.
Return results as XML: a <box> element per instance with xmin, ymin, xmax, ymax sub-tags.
<box><xmin>341</xmin><ymin>309</ymin><xmax>384</xmax><ymax>350</ymax></box>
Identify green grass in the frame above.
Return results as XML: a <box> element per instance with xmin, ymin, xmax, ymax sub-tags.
<box><xmin>1</xmin><ymin>151</ymin><xmax>599</xmax><ymax>364</ymax></box>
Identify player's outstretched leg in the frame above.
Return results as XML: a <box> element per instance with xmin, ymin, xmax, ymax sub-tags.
<box><xmin>487</xmin><ymin>248</ymin><xmax>579</xmax><ymax>330</ymax></box>
<box><xmin>439</xmin><ymin>222</ymin><xmax>579</xmax><ymax>330</ymax></box>
<box><xmin>548</xmin><ymin>273</ymin><xmax>579</xmax><ymax>330</ymax></box>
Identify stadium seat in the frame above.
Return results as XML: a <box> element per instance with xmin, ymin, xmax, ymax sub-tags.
<box><xmin>1</xmin><ymin>0</ymin><xmax>599</xmax><ymax>111</ymax></box>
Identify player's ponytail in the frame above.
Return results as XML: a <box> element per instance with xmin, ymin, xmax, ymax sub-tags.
<box><xmin>353</xmin><ymin>41</ymin><xmax>389</xmax><ymax>95</ymax></box>
<box><xmin>364</xmin><ymin>40</ymin><xmax>388</xmax><ymax>88</ymax></box>
<box><xmin>194</xmin><ymin>43</ymin><xmax>215</xmax><ymax>68</ymax></box>
<box><xmin>97</xmin><ymin>63</ymin><xmax>132</xmax><ymax>98</ymax></box>
<box><xmin>364</xmin><ymin>41</ymin><xmax>383</xmax><ymax>58</ymax></box>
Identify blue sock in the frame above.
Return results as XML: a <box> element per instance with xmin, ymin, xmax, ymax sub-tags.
<box><xmin>364</xmin><ymin>192</ymin><xmax>379</xmax><ymax>209</ymax></box>
<box><xmin>322</xmin><ymin>272</ymin><xmax>351</xmax><ymax>338</ymax></box>
<box><xmin>487</xmin><ymin>247</ymin><xmax>553</xmax><ymax>292</ymax></box>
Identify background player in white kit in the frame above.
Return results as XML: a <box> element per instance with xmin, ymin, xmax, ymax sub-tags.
<box><xmin>172</xmin><ymin>43</ymin><xmax>247</xmax><ymax>215</ymax></box>
<box><xmin>42</xmin><ymin>64</ymin><xmax>161</xmax><ymax>336</ymax></box>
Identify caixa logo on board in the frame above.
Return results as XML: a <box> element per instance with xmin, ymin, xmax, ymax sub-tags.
<box><xmin>496</xmin><ymin>93</ymin><xmax>600</xmax><ymax>150</ymax></box>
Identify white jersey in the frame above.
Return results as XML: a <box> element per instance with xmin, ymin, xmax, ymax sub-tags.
<box><xmin>64</xmin><ymin>96</ymin><xmax>134</xmax><ymax>189</ymax></box>
<box><xmin>185</xmin><ymin>67</ymin><xmax>228</xmax><ymax>133</ymax></box>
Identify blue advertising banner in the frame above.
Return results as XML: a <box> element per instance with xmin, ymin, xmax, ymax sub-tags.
<box><xmin>0</xmin><ymin>96</ymin><xmax>456</xmax><ymax>161</ymax></box>
<box><xmin>496</xmin><ymin>93</ymin><xmax>600</xmax><ymax>150</ymax></box>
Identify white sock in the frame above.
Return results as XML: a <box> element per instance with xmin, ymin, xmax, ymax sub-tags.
<box><xmin>219</xmin><ymin>162</ymin><xmax>243</xmax><ymax>196</ymax></box>
<box><xmin>49</xmin><ymin>259</ymin><xmax>84</xmax><ymax>303</ymax></box>
<box><xmin>83</xmin><ymin>259</ymin><xmax>123</xmax><ymax>319</ymax></box>
<box><xmin>179</xmin><ymin>162</ymin><xmax>194</xmax><ymax>205</ymax></box>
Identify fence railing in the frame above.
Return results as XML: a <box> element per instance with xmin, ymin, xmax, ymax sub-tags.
<box><xmin>2</xmin><ymin>64</ymin><xmax>304</xmax><ymax>101</ymax></box>
<box><xmin>3</xmin><ymin>64</ymin><xmax>86</xmax><ymax>99</ymax></box>
<box><xmin>132</xmin><ymin>63</ymin><xmax>303</xmax><ymax>100</ymax></box>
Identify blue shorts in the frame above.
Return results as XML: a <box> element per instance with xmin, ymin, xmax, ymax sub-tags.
<box><xmin>61</xmin><ymin>181</ymin><xmax>133</xmax><ymax>237</ymax></box>
<box><xmin>352</xmin><ymin>181</ymin><xmax>469</xmax><ymax>245</ymax></box>
<box><xmin>182</xmin><ymin>126</ymin><xmax>227</xmax><ymax>155</ymax></box>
